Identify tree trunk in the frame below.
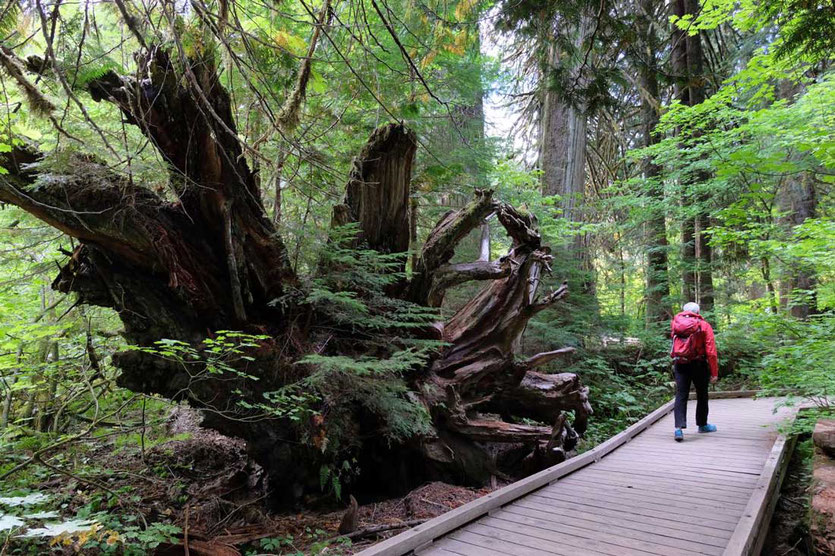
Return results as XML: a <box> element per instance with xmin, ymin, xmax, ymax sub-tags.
<box><xmin>671</xmin><ymin>0</ymin><xmax>712</xmax><ymax>311</ymax></box>
<box><xmin>539</xmin><ymin>17</ymin><xmax>596</xmax><ymax>300</ymax></box>
<box><xmin>539</xmin><ymin>24</ymin><xmax>589</xmax><ymax>235</ymax></box>
<box><xmin>638</xmin><ymin>0</ymin><xmax>670</xmax><ymax>324</ymax></box>
<box><xmin>1</xmin><ymin>46</ymin><xmax>590</xmax><ymax>504</ymax></box>
<box><xmin>777</xmin><ymin>81</ymin><xmax>818</xmax><ymax>319</ymax></box>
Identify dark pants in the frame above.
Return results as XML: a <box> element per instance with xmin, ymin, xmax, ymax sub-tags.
<box><xmin>674</xmin><ymin>360</ymin><xmax>710</xmax><ymax>429</ymax></box>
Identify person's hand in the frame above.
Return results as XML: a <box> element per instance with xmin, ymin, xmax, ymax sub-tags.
<box><xmin>710</xmin><ymin>375</ymin><xmax>719</xmax><ymax>384</ymax></box>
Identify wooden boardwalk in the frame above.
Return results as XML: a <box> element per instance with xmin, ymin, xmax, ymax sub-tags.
<box><xmin>359</xmin><ymin>394</ymin><xmax>795</xmax><ymax>556</ymax></box>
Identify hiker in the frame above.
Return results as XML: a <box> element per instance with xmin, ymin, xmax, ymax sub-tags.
<box><xmin>671</xmin><ymin>302</ymin><xmax>719</xmax><ymax>442</ymax></box>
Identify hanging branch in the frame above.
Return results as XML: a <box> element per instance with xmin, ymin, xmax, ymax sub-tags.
<box><xmin>278</xmin><ymin>0</ymin><xmax>332</xmax><ymax>130</ymax></box>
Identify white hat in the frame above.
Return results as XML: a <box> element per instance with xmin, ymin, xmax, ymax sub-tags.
<box><xmin>683</xmin><ymin>302</ymin><xmax>700</xmax><ymax>314</ymax></box>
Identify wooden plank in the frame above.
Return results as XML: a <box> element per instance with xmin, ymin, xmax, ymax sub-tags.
<box><xmin>533</xmin><ymin>488</ymin><xmax>743</xmax><ymax>521</ymax></box>
<box><xmin>559</xmin><ymin>474</ymin><xmax>751</xmax><ymax>506</ymax></box>
<box><xmin>622</xmin><ymin>446</ymin><xmax>771</xmax><ymax>463</ymax></box>
<box><xmin>608</xmin><ymin>458</ymin><xmax>766</xmax><ymax>474</ymax></box>
<box><xmin>414</xmin><ymin>546</ymin><xmax>466</xmax><ymax>556</ymax></box>
<box><xmin>688</xmin><ymin>390</ymin><xmax>762</xmax><ymax>400</ymax></box>
<box><xmin>525</xmin><ymin>491</ymin><xmax>737</xmax><ymax>532</ymax></box>
<box><xmin>603</xmin><ymin>455</ymin><xmax>767</xmax><ymax>474</ymax></box>
<box><xmin>356</xmin><ymin>398</ymin><xmax>676</xmax><ymax>556</ymax></box>
<box><xmin>510</xmin><ymin>497</ymin><xmax>733</xmax><ymax>541</ymax></box>
<box><xmin>587</xmin><ymin>465</ymin><xmax>758</xmax><ymax>489</ymax></box>
<box><xmin>603</xmin><ymin>454</ymin><xmax>766</xmax><ymax>474</ymax></box>
<box><xmin>578</xmin><ymin>464</ymin><xmax>757</xmax><ymax>489</ymax></box>
<box><xmin>721</xmin><ymin>433</ymin><xmax>797</xmax><ymax>556</ymax></box>
<box><xmin>633</xmin><ymin>436</ymin><xmax>776</xmax><ymax>447</ymax></box>
<box><xmin>569</xmin><ymin>468</ymin><xmax>754</xmax><ymax>500</ymax></box>
<box><xmin>477</xmin><ymin>514</ymin><xmax>707</xmax><ymax>556</ymax></box>
<box><xmin>629</xmin><ymin>439</ymin><xmax>775</xmax><ymax>453</ymax></box>
<box><xmin>496</xmin><ymin>504</ymin><xmax>726</xmax><ymax>553</ymax></box>
<box><xmin>464</xmin><ymin>522</ymin><xmax>646</xmax><ymax>556</ymax></box>
<box><xmin>592</xmin><ymin>459</ymin><xmax>763</xmax><ymax>480</ymax></box>
<box><xmin>421</xmin><ymin>537</ymin><xmax>509</xmax><ymax>556</ymax></box>
<box><xmin>543</xmin><ymin>481</ymin><xmax>748</xmax><ymax>514</ymax></box>
<box><xmin>449</xmin><ymin>529</ymin><xmax>589</xmax><ymax>556</ymax></box>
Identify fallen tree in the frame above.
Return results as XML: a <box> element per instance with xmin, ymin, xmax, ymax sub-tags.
<box><xmin>0</xmin><ymin>45</ymin><xmax>591</xmax><ymax>504</ymax></box>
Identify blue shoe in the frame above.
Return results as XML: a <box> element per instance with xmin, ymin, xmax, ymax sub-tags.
<box><xmin>698</xmin><ymin>424</ymin><xmax>717</xmax><ymax>433</ymax></box>
<box><xmin>674</xmin><ymin>429</ymin><xmax>683</xmax><ymax>442</ymax></box>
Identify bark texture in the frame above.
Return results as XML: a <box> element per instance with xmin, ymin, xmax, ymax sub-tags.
<box><xmin>1</xmin><ymin>46</ymin><xmax>590</xmax><ymax>503</ymax></box>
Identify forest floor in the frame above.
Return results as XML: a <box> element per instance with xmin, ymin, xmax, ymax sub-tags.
<box><xmin>2</xmin><ymin>405</ymin><xmax>497</xmax><ymax>555</ymax></box>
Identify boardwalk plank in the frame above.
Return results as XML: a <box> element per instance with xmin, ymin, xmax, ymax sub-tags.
<box><xmin>565</xmin><ymin>469</ymin><xmax>752</xmax><ymax>498</ymax></box>
<box><xmin>422</xmin><ymin>538</ymin><xmax>509</xmax><ymax>556</ymax></box>
<box><xmin>589</xmin><ymin>464</ymin><xmax>760</xmax><ymax>487</ymax></box>
<box><xmin>525</xmin><ymin>492</ymin><xmax>738</xmax><ymax>532</ymax></box>
<box><xmin>603</xmin><ymin>455</ymin><xmax>766</xmax><ymax>473</ymax></box>
<box><xmin>511</xmin><ymin>497</ymin><xmax>733</xmax><ymax>541</ymax></box>
<box><xmin>565</xmin><ymin>469</ymin><xmax>753</xmax><ymax>499</ymax></box>
<box><xmin>450</xmin><ymin>528</ymin><xmax>599</xmax><ymax>556</ymax></box>
<box><xmin>496</xmin><ymin>505</ymin><xmax>725</xmax><ymax>553</ymax></box>
<box><xmin>541</xmin><ymin>482</ymin><xmax>747</xmax><ymax>515</ymax></box>
<box><xmin>466</xmin><ymin>522</ymin><xmax>646</xmax><ymax>556</ymax></box>
<box><xmin>415</xmin><ymin>545</ymin><xmax>469</xmax><ymax>556</ymax></box>
<box><xmin>532</xmin><ymin>489</ymin><xmax>743</xmax><ymax>521</ymax></box>
<box><xmin>478</xmin><ymin>514</ymin><xmax>701</xmax><ymax>556</ymax></box>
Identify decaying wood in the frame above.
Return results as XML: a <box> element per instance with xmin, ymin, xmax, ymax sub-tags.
<box><xmin>0</xmin><ymin>44</ymin><xmax>591</xmax><ymax>503</ymax></box>
<box><xmin>338</xmin><ymin>495</ymin><xmax>360</xmax><ymax>534</ymax></box>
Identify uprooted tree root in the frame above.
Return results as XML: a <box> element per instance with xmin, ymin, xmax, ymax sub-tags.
<box><xmin>0</xmin><ymin>44</ymin><xmax>591</xmax><ymax>505</ymax></box>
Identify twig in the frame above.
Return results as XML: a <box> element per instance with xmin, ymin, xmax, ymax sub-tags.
<box><xmin>0</xmin><ymin>395</ymin><xmax>136</xmax><ymax>481</ymax></box>
<box><xmin>419</xmin><ymin>498</ymin><xmax>449</xmax><ymax>511</ymax></box>
<box><xmin>34</xmin><ymin>454</ymin><xmax>120</xmax><ymax>499</ymax></box>
<box><xmin>184</xmin><ymin>505</ymin><xmax>190</xmax><ymax>556</ymax></box>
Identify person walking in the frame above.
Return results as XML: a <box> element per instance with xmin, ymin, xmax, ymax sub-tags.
<box><xmin>671</xmin><ymin>302</ymin><xmax>718</xmax><ymax>442</ymax></box>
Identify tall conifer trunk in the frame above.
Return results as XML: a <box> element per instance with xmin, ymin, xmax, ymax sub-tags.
<box><xmin>639</xmin><ymin>0</ymin><xmax>670</xmax><ymax>324</ymax></box>
<box><xmin>671</xmin><ymin>0</ymin><xmax>713</xmax><ymax>311</ymax></box>
<box><xmin>539</xmin><ymin>16</ymin><xmax>594</xmax><ymax>298</ymax></box>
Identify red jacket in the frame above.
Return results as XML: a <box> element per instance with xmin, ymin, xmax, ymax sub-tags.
<box><xmin>671</xmin><ymin>312</ymin><xmax>719</xmax><ymax>378</ymax></box>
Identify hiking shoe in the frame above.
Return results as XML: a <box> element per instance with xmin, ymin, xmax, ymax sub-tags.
<box><xmin>698</xmin><ymin>424</ymin><xmax>717</xmax><ymax>433</ymax></box>
<box><xmin>674</xmin><ymin>429</ymin><xmax>684</xmax><ymax>442</ymax></box>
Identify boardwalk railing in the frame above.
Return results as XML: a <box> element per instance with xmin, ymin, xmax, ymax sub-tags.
<box><xmin>358</xmin><ymin>391</ymin><xmax>794</xmax><ymax>556</ymax></box>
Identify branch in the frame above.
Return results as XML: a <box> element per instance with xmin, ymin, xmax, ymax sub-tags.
<box><xmin>112</xmin><ymin>0</ymin><xmax>147</xmax><ymax>49</ymax></box>
<box><xmin>447</xmin><ymin>417</ymin><xmax>553</xmax><ymax>443</ymax></box>
<box><xmin>278</xmin><ymin>0</ymin><xmax>331</xmax><ymax>130</ymax></box>
<box><xmin>0</xmin><ymin>146</ymin><xmax>226</xmax><ymax>317</ymax></box>
<box><xmin>420</xmin><ymin>190</ymin><xmax>497</xmax><ymax>271</ymax></box>
<box><xmin>496</xmin><ymin>203</ymin><xmax>540</xmax><ymax>248</ymax></box>
<box><xmin>0</xmin><ymin>47</ymin><xmax>55</xmax><ymax>115</ymax></box>
<box><xmin>528</xmin><ymin>281</ymin><xmax>569</xmax><ymax>315</ymax></box>
<box><xmin>409</xmin><ymin>190</ymin><xmax>497</xmax><ymax>305</ymax></box>
<box><xmin>427</xmin><ymin>258</ymin><xmax>511</xmax><ymax>306</ymax></box>
<box><xmin>523</xmin><ymin>347</ymin><xmax>575</xmax><ymax>369</ymax></box>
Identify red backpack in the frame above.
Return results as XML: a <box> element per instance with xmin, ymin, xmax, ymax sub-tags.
<box><xmin>671</xmin><ymin>312</ymin><xmax>706</xmax><ymax>363</ymax></box>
